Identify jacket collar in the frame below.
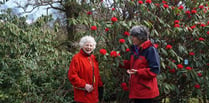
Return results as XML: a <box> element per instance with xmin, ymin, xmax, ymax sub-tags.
<box><xmin>139</xmin><ymin>40</ymin><xmax>152</xmax><ymax>50</ymax></box>
<box><xmin>80</xmin><ymin>49</ymin><xmax>92</xmax><ymax>57</ymax></box>
<box><xmin>131</xmin><ymin>40</ymin><xmax>152</xmax><ymax>52</ymax></box>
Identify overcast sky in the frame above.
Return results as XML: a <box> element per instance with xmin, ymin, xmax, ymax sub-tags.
<box><xmin>0</xmin><ymin>0</ymin><xmax>60</xmax><ymax>24</ymax></box>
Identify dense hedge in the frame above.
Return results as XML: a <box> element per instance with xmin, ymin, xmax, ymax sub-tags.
<box><xmin>0</xmin><ymin>12</ymin><xmax>73</xmax><ymax>103</ymax></box>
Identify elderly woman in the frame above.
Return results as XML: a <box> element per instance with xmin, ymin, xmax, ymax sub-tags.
<box><xmin>123</xmin><ymin>25</ymin><xmax>160</xmax><ymax>103</ymax></box>
<box><xmin>68</xmin><ymin>35</ymin><xmax>103</xmax><ymax>103</ymax></box>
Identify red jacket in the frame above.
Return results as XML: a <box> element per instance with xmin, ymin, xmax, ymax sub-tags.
<box><xmin>123</xmin><ymin>40</ymin><xmax>160</xmax><ymax>99</ymax></box>
<box><xmin>68</xmin><ymin>49</ymin><xmax>103</xmax><ymax>103</ymax></box>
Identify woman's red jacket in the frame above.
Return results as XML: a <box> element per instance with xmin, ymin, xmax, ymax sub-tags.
<box><xmin>68</xmin><ymin>49</ymin><xmax>103</xmax><ymax>103</ymax></box>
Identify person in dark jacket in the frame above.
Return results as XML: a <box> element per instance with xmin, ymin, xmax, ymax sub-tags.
<box><xmin>123</xmin><ymin>25</ymin><xmax>160</xmax><ymax>103</ymax></box>
<box><xmin>68</xmin><ymin>35</ymin><xmax>103</xmax><ymax>103</ymax></box>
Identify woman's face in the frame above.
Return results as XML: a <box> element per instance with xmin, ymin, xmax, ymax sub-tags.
<box><xmin>82</xmin><ymin>42</ymin><xmax>94</xmax><ymax>54</ymax></box>
<box><xmin>131</xmin><ymin>36</ymin><xmax>142</xmax><ymax>46</ymax></box>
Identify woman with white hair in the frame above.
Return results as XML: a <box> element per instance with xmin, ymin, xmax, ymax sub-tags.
<box><xmin>68</xmin><ymin>35</ymin><xmax>103</xmax><ymax>103</ymax></box>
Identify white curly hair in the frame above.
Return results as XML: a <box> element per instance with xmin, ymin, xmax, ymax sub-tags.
<box><xmin>79</xmin><ymin>35</ymin><xmax>96</xmax><ymax>49</ymax></box>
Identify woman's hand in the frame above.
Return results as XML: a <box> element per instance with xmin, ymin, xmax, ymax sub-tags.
<box><xmin>85</xmin><ymin>84</ymin><xmax>94</xmax><ymax>92</ymax></box>
<box><xmin>127</xmin><ymin>69</ymin><xmax>138</xmax><ymax>74</ymax></box>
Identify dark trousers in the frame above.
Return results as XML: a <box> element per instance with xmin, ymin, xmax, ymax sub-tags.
<box><xmin>132</xmin><ymin>99</ymin><xmax>154</xmax><ymax>103</ymax></box>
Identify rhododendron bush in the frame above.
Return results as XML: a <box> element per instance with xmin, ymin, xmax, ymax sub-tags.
<box><xmin>1</xmin><ymin>0</ymin><xmax>209</xmax><ymax>103</ymax></box>
<box><xmin>73</xmin><ymin>0</ymin><xmax>209</xmax><ymax>102</ymax></box>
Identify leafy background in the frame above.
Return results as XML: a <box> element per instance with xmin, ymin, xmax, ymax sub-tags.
<box><xmin>0</xmin><ymin>0</ymin><xmax>209</xmax><ymax>103</ymax></box>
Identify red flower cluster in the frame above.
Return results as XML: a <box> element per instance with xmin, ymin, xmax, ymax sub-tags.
<box><xmin>119</xmin><ymin>39</ymin><xmax>125</xmax><ymax>43</ymax></box>
<box><xmin>105</xmin><ymin>28</ymin><xmax>109</xmax><ymax>32</ymax></box>
<box><xmin>126</xmin><ymin>48</ymin><xmax>130</xmax><ymax>52</ymax></box>
<box><xmin>199</xmin><ymin>37</ymin><xmax>205</xmax><ymax>41</ymax></box>
<box><xmin>112</xmin><ymin>8</ymin><xmax>115</xmax><ymax>11</ymax></box>
<box><xmin>121</xmin><ymin>82</ymin><xmax>128</xmax><ymax>91</ymax></box>
<box><xmin>138</xmin><ymin>0</ymin><xmax>143</xmax><ymax>4</ymax></box>
<box><xmin>197</xmin><ymin>73</ymin><xmax>202</xmax><ymax>77</ymax></box>
<box><xmin>194</xmin><ymin>84</ymin><xmax>200</xmax><ymax>89</ymax></box>
<box><xmin>166</xmin><ymin>44</ymin><xmax>172</xmax><ymax>49</ymax></box>
<box><xmin>177</xmin><ymin>64</ymin><xmax>184</xmax><ymax>69</ymax></box>
<box><xmin>178</xmin><ymin>5</ymin><xmax>184</xmax><ymax>10</ymax></box>
<box><xmin>110</xmin><ymin>51</ymin><xmax>119</xmax><ymax>57</ymax></box>
<box><xmin>145</xmin><ymin>0</ymin><xmax>152</xmax><ymax>4</ymax></box>
<box><xmin>162</xmin><ymin>0</ymin><xmax>167</xmax><ymax>4</ymax></box>
<box><xmin>153</xmin><ymin>44</ymin><xmax>159</xmax><ymax>48</ymax></box>
<box><xmin>163</xmin><ymin>4</ymin><xmax>169</xmax><ymax>8</ymax></box>
<box><xmin>185</xmin><ymin>66</ymin><xmax>192</xmax><ymax>70</ymax></box>
<box><xmin>174</xmin><ymin>20</ymin><xmax>180</xmax><ymax>28</ymax></box>
<box><xmin>199</xmin><ymin>5</ymin><xmax>204</xmax><ymax>9</ymax></box>
<box><xmin>124</xmin><ymin>31</ymin><xmax>130</xmax><ymax>36</ymax></box>
<box><xmin>91</xmin><ymin>26</ymin><xmax>97</xmax><ymax>31</ymax></box>
<box><xmin>99</xmin><ymin>49</ymin><xmax>107</xmax><ymax>55</ymax></box>
<box><xmin>87</xmin><ymin>11</ymin><xmax>92</xmax><ymax>15</ymax></box>
<box><xmin>191</xmin><ymin>10</ymin><xmax>197</xmax><ymax>14</ymax></box>
<box><xmin>174</xmin><ymin>24</ymin><xmax>180</xmax><ymax>27</ymax></box>
<box><xmin>174</xmin><ymin>20</ymin><xmax>180</xmax><ymax>24</ymax></box>
<box><xmin>189</xmin><ymin>52</ymin><xmax>195</xmax><ymax>56</ymax></box>
<box><xmin>169</xmin><ymin>68</ymin><xmax>176</xmax><ymax>73</ymax></box>
<box><xmin>111</xmin><ymin>17</ymin><xmax>118</xmax><ymax>22</ymax></box>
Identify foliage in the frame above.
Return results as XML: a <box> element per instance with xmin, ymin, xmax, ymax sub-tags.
<box><xmin>65</xmin><ymin>0</ymin><xmax>209</xmax><ymax>102</ymax></box>
<box><xmin>0</xmin><ymin>11</ymin><xmax>73</xmax><ymax>103</ymax></box>
<box><xmin>0</xmin><ymin>0</ymin><xmax>209</xmax><ymax>103</ymax></box>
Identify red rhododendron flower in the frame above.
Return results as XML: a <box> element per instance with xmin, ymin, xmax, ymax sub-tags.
<box><xmin>91</xmin><ymin>26</ymin><xmax>97</xmax><ymax>31</ymax></box>
<box><xmin>153</xmin><ymin>44</ymin><xmax>159</xmax><ymax>48</ymax></box>
<box><xmin>194</xmin><ymin>84</ymin><xmax>200</xmax><ymax>89</ymax></box>
<box><xmin>163</xmin><ymin>4</ymin><xmax>169</xmax><ymax>8</ymax></box>
<box><xmin>99</xmin><ymin>49</ymin><xmax>107</xmax><ymax>55</ymax></box>
<box><xmin>174</xmin><ymin>20</ymin><xmax>180</xmax><ymax>24</ymax></box>
<box><xmin>124</xmin><ymin>31</ymin><xmax>130</xmax><ymax>36</ymax></box>
<box><xmin>111</xmin><ymin>17</ymin><xmax>118</xmax><ymax>22</ymax></box>
<box><xmin>207</xmin><ymin>31</ymin><xmax>209</xmax><ymax>35</ymax></box>
<box><xmin>123</xmin><ymin>60</ymin><xmax>129</xmax><ymax>65</ymax></box>
<box><xmin>174</xmin><ymin>24</ymin><xmax>180</xmax><ymax>27</ymax></box>
<box><xmin>121</xmin><ymin>82</ymin><xmax>128</xmax><ymax>91</ymax></box>
<box><xmin>172</xmin><ymin>60</ymin><xmax>176</xmax><ymax>63</ymax></box>
<box><xmin>112</xmin><ymin>8</ymin><xmax>115</xmax><ymax>11</ymax></box>
<box><xmin>199</xmin><ymin>37</ymin><xmax>205</xmax><ymax>41</ymax></box>
<box><xmin>105</xmin><ymin>28</ymin><xmax>109</xmax><ymax>32</ymax></box>
<box><xmin>189</xmin><ymin>52</ymin><xmax>195</xmax><ymax>56</ymax></box>
<box><xmin>87</xmin><ymin>11</ymin><xmax>92</xmax><ymax>15</ymax></box>
<box><xmin>191</xmin><ymin>10</ymin><xmax>197</xmax><ymax>14</ymax></box>
<box><xmin>178</xmin><ymin>5</ymin><xmax>184</xmax><ymax>10</ymax></box>
<box><xmin>169</xmin><ymin>68</ymin><xmax>176</xmax><ymax>73</ymax></box>
<box><xmin>199</xmin><ymin>5</ymin><xmax>204</xmax><ymax>9</ymax></box>
<box><xmin>145</xmin><ymin>0</ymin><xmax>152</xmax><ymax>4</ymax></box>
<box><xmin>171</xmin><ymin>6</ymin><xmax>175</xmax><ymax>10</ymax></box>
<box><xmin>166</xmin><ymin>44</ymin><xmax>172</xmax><ymax>49</ymax></box>
<box><xmin>200</xmin><ymin>23</ymin><xmax>206</xmax><ymax>27</ymax></box>
<box><xmin>121</xmin><ymin>82</ymin><xmax>127</xmax><ymax>88</ymax></box>
<box><xmin>119</xmin><ymin>39</ymin><xmax>125</xmax><ymax>43</ymax></box>
<box><xmin>138</xmin><ymin>0</ymin><xmax>143</xmax><ymax>4</ymax></box>
<box><xmin>155</xmin><ymin>3</ymin><xmax>160</xmax><ymax>7</ymax></box>
<box><xmin>162</xmin><ymin>0</ymin><xmax>167</xmax><ymax>4</ymax></box>
<box><xmin>185</xmin><ymin>66</ymin><xmax>192</xmax><ymax>70</ymax></box>
<box><xmin>177</xmin><ymin>64</ymin><xmax>184</xmax><ymax>69</ymax></box>
<box><xmin>197</xmin><ymin>73</ymin><xmax>202</xmax><ymax>77</ymax></box>
<box><xmin>185</xmin><ymin>10</ymin><xmax>191</xmax><ymax>15</ymax></box>
<box><xmin>126</xmin><ymin>48</ymin><xmax>130</xmax><ymax>52</ymax></box>
<box><xmin>190</xmin><ymin>25</ymin><xmax>196</xmax><ymax>29</ymax></box>
<box><xmin>110</xmin><ymin>51</ymin><xmax>118</xmax><ymax>57</ymax></box>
